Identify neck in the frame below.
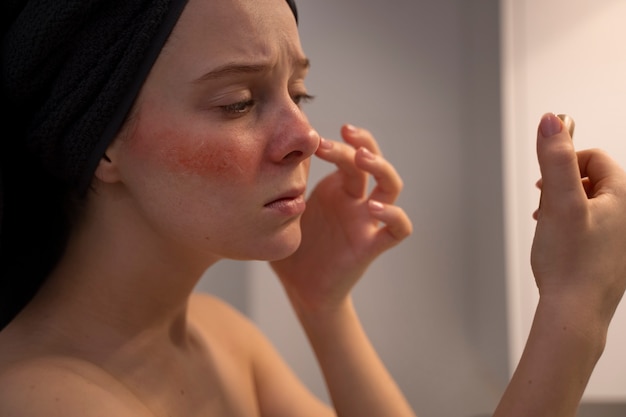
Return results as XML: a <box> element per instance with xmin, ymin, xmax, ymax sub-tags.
<box><xmin>17</xmin><ymin>191</ymin><xmax>219</xmax><ymax>354</ymax></box>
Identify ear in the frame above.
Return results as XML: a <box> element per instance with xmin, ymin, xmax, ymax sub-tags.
<box><xmin>93</xmin><ymin>140</ymin><xmax>123</xmax><ymax>184</ymax></box>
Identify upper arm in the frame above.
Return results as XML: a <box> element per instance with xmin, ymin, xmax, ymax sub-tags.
<box><xmin>0</xmin><ymin>360</ymin><xmax>152</xmax><ymax>417</ymax></box>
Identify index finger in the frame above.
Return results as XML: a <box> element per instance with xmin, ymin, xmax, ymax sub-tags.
<box><xmin>315</xmin><ymin>137</ymin><xmax>368</xmax><ymax>198</ymax></box>
<box><xmin>577</xmin><ymin>149</ymin><xmax>626</xmax><ymax>199</ymax></box>
<box><xmin>341</xmin><ymin>125</ymin><xmax>383</xmax><ymax>156</ymax></box>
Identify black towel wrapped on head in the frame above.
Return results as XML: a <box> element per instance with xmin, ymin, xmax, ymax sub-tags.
<box><xmin>2</xmin><ymin>0</ymin><xmax>191</xmax><ymax>190</ymax></box>
<box><xmin>0</xmin><ymin>0</ymin><xmax>190</xmax><ymax>329</ymax></box>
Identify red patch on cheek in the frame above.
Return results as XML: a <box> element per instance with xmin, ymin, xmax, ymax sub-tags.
<box><xmin>130</xmin><ymin>124</ymin><xmax>254</xmax><ymax>178</ymax></box>
<box><xmin>173</xmin><ymin>143</ymin><xmax>244</xmax><ymax>177</ymax></box>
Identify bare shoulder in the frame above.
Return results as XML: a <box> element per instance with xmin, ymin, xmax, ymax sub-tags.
<box><xmin>0</xmin><ymin>357</ymin><xmax>152</xmax><ymax>417</ymax></box>
<box><xmin>188</xmin><ymin>291</ymin><xmax>276</xmax><ymax>365</ymax></box>
<box><xmin>189</xmin><ymin>291</ymin><xmax>260</xmax><ymax>333</ymax></box>
<box><xmin>188</xmin><ymin>293</ymin><xmax>333</xmax><ymax>417</ymax></box>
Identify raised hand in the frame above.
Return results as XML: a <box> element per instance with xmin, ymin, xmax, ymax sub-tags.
<box><xmin>270</xmin><ymin>124</ymin><xmax>412</xmax><ymax>312</ymax></box>
<box><xmin>495</xmin><ymin>113</ymin><xmax>626</xmax><ymax>417</ymax></box>
<box><xmin>532</xmin><ymin>113</ymin><xmax>626</xmax><ymax>323</ymax></box>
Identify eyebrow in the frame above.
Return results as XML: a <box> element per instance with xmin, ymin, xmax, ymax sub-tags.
<box><xmin>194</xmin><ymin>57</ymin><xmax>311</xmax><ymax>83</ymax></box>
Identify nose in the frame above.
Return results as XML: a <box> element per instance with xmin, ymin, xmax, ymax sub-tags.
<box><xmin>268</xmin><ymin>98</ymin><xmax>320</xmax><ymax>164</ymax></box>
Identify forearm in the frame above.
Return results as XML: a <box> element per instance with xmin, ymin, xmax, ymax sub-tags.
<box><xmin>494</xmin><ymin>296</ymin><xmax>607</xmax><ymax>417</ymax></box>
<box><xmin>292</xmin><ymin>297</ymin><xmax>417</xmax><ymax>417</ymax></box>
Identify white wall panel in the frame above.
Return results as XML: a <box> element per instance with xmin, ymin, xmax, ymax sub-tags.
<box><xmin>501</xmin><ymin>0</ymin><xmax>626</xmax><ymax>401</ymax></box>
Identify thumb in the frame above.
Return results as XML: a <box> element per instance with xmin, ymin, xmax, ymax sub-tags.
<box><xmin>536</xmin><ymin>113</ymin><xmax>585</xmax><ymax>215</ymax></box>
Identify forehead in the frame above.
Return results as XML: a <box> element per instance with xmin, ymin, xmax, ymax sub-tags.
<box><xmin>164</xmin><ymin>0</ymin><xmax>304</xmax><ymax>71</ymax></box>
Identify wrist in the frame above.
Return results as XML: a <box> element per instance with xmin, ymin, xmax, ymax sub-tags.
<box><xmin>495</xmin><ymin>295</ymin><xmax>608</xmax><ymax>416</ymax></box>
<box><xmin>535</xmin><ymin>294</ymin><xmax>608</xmax><ymax>361</ymax></box>
<box><xmin>288</xmin><ymin>291</ymin><xmax>355</xmax><ymax>324</ymax></box>
<box><xmin>278</xmin><ymin>273</ymin><xmax>355</xmax><ymax>320</ymax></box>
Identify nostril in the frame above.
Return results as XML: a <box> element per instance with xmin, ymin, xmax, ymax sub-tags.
<box><xmin>283</xmin><ymin>150</ymin><xmax>304</xmax><ymax>161</ymax></box>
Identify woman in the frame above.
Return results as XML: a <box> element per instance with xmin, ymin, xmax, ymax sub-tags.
<box><xmin>1</xmin><ymin>0</ymin><xmax>625</xmax><ymax>416</ymax></box>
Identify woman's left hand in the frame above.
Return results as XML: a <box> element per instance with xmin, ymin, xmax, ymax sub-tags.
<box><xmin>270</xmin><ymin>124</ymin><xmax>412</xmax><ymax>312</ymax></box>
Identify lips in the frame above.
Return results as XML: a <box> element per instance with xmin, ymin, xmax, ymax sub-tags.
<box><xmin>265</xmin><ymin>187</ymin><xmax>305</xmax><ymax>205</ymax></box>
<box><xmin>265</xmin><ymin>194</ymin><xmax>304</xmax><ymax>207</ymax></box>
<box><xmin>264</xmin><ymin>187</ymin><xmax>306</xmax><ymax>215</ymax></box>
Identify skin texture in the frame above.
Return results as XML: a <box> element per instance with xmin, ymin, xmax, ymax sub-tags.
<box><xmin>104</xmin><ymin>0</ymin><xmax>319</xmax><ymax>264</ymax></box>
<box><xmin>0</xmin><ymin>1</ymin><xmax>625</xmax><ymax>416</ymax></box>
<box><xmin>0</xmin><ymin>0</ymin><xmax>415</xmax><ymax>416</ymax></box>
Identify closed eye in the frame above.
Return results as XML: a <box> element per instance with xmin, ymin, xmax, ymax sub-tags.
<box><xmin>219</xmin><ymin>93</ymin><xmax>313</xmax><ymax>116</ymax></box>
<box><xmin>221</xmin><ymin>99</ymin><xmax>255</xmax><ymax>115</ymax></box>
<box><xmin>293</xmin><ymin>93</ymin><xmax>315</xmax><ymax>107</ymax></box>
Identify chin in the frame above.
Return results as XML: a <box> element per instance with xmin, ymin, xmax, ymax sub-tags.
<box><xmin>259</xmin><ymin>225</ymin><xmax>303</xmax><ymax>261</ymax></box>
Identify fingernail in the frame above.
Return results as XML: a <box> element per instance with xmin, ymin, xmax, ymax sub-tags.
<box><xmin>360</xmin><ymin>147</ymin><xmax>375</xmax><ymax>160</ymax></box>
<box><xmin>539</xmin><ymin>113</ymin><xmax>563</xmax><ymax>137</ymax></box>
<box><xmin>345</xmin><ymin>124</ymin><xmax>357</xmax><ymax>132</ymax></box>
<box><xmin>318</xmin><ymin>137</ymin><xmax>333</xmax><ymax>149</ymax></box>
<box><xmin>368</xmin><ymin>199</ymin><xmax>384</xmax><ymax>211</ymax></box>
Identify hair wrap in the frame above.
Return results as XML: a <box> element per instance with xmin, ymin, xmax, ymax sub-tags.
<box><xmin>0</xmin><ymin>0</ymin><xmax>192</xmax><ymax>330</ymax></box>
<box><xmin>0</xmin><ymin>0</ymin><xmax>299</xmax><ymax>329</ymax></box>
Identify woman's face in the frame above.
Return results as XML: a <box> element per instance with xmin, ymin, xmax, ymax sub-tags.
<box><xmin>109</xmin><ymin>0</ymin><xmax>319</xmax><ymax>263</ymax></box>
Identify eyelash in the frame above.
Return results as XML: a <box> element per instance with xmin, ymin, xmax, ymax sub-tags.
<box><xmin>221</xmin><ymin>100</ymin><xmax>255</xmax><ymax>114</ymax></box>
<box><xmin>220</xmin><ymin>93</ymin><xmax>315</xmax><ymax>115</ymax></box>
<box><xmin>293</xmin><ymin>93</ymin><xmax>315</xmax><ymax>106</ymax></box>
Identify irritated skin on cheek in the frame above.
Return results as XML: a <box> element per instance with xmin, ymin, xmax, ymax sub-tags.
<box><xmin>129</xmin><ymin>122</ymin><xmax>253</xmax><ymax>179</ymax></box>
<box><xmin>173</xmin><ymin>141</ymin><xmax>244</xmax><ymax>177</ymax></box>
